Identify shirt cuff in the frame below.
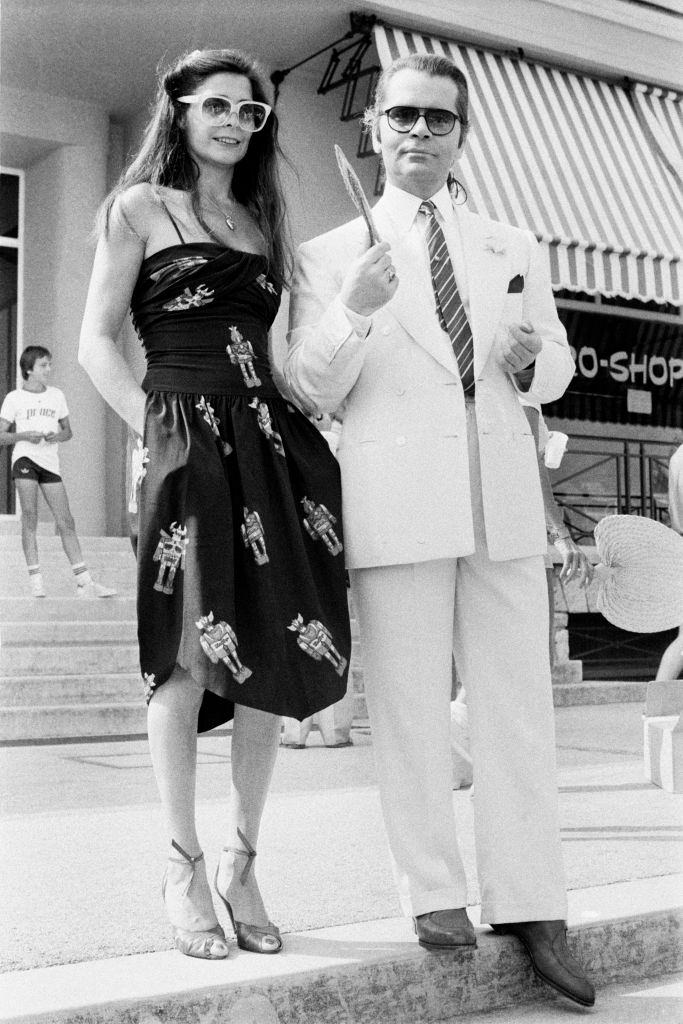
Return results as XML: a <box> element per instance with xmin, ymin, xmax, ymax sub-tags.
<box><xmin>341</xmin><ymin>303</ymin><xmax>372</xmax><ymax>340</ymax></box>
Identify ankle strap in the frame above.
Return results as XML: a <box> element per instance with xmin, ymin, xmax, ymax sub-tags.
<box><xmin>170</xmin><ymin>839</ymin><xmax>204</xmax><ymax>865</ymax></box>
<box><xmin>222</xmin><ymin>827</ymin><xmax>256</xmax><ymax>884</ymax></box>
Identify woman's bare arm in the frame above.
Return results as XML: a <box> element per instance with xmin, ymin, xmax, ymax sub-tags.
<box><xmin>78</xmin><ymin>190</ymin><xmax>150</xmax><ymax>436</ymax></box>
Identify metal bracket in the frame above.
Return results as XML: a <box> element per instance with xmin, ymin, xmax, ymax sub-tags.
<box><xmin>270</xmin><ymin>11</ymin><xmax>378</xmax><ymax>106</ymax></box>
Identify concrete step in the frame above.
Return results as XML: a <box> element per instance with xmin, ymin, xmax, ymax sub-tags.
<box><xmin>551</xmin><ymin>659</ymin><xmax>582</xmax><ymax>685</ymax></box>
<box><xmin>0</xmin><ymin>673</ymin><xmax>142</xmax><ymax>707</ymax></box>
<box><xmin>1</xmin><ymin>577</ymin><xmax>136</xmax><ymax>601</ymax></box>
<box><xmin>1</xmin><ymin>585</ymin><xmax>135</xmax><ymax>604</ymax></box>
<box><xmin>352</xmin><ymin>679</ymin><xmax>646</xmax><ymax>723</ymax></box>
<box><xmin>0</xmin><ymin>620</ymin><xmax>137</xmax><ymax>644</ymax></box>
<box><xmin>1</xmin><ymin>559</ymin><xmax>135</xmax><ymax>578</ymax></box>
<box><xmin>1</xmin><ymin>546</ymin><xmax>135</xmax><ymax>565</ymax></box>
<box><xmin>0</xmin><ymin>597</ymin><xmax>136</xmax><ymax>621</ymax></box>
<box><xmin>0</xmin><ymin>694</ymin><xmax>368</xmax><ymax>743</ymax></box>
<box><xmin>0</xmin><ymin>680</ymin><xmax>641</xmax><ymax>744</ymax></box>
<box><xmin>0</xmin><ymin>536</ymin><xmax>136</xmax><ymax>599</ymax></box>
<box><xmin>553</xmin><ymin>679</ymin><xmax>648</xmax><ymax>706</ymax></box>
<box><xmin>0</xmin><ymin>700</ymin><xmax>147</xmax><ymax>741</ymax></box>
<box><xmin>0</xmin><ymin>518</ymin><xmax>56</xmax><ymax>536</ymax></box>
<box><xmin>0</xmin><ymin>876</ymin><xmax>679</xmax><ymax>1024</ymax></box>
<box><xmin>0</xmin><ymin>534</ymin><xmax>132</xmax><ymax>551</ymax></box>
<box><xmin>0</xmin><ymin>643</ymin><xmax>139</xmax><ymax>675</ymax></box>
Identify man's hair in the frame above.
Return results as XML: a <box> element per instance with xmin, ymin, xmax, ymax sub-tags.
<box><xmin>20</xmin><ymin>346</ymin><xmax>52</xmax><ymax>380</ymax></box>
<box><xmin>364</xmin><ymin>53</ymin><xmax>470</xmax><ymax>146</ymax></box>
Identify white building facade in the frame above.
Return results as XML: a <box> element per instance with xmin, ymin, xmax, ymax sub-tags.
<box><xmin>1</xmin><ymin>0</ymin><xmax>681</xmax><ymax>539</ymax></box>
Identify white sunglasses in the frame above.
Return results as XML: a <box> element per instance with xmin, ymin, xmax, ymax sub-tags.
<box><xmin>177</xmin><ymin>93</ymin><xmax>272</xmax><ymax>133</ymax></box>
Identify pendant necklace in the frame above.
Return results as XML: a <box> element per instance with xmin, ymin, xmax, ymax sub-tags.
<box><xmin>203</xmin><ymin>192</ymin><xmax>236</xmax><ymax>231</ymax></box>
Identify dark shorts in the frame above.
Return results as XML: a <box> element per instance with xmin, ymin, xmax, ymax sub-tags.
<box><xmin>12</xmin><ymin>457</ymin><xmax>61</xmax><ymax>484</ymax></box>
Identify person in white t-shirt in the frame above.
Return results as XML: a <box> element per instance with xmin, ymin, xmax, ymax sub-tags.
<box><xmin>0</xmin><ymin>346</ymin><xmax>116</xmax><ymax>598</ymax></box>
<box><xmin>656</xmin><ymin>443</ymin><xmax>683</xmax><ymax>680</ymax></box>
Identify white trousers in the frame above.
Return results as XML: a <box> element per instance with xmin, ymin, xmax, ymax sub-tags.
<box><xmin>350</xmin><ymin>403</ymin><xmax>567</xmax><ymax>923</ymax></box>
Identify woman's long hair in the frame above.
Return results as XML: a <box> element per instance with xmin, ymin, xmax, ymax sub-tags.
<box><xmin>100</xmin><ymin>48</ymin><xmax>293</xmax><ymax>287</ymax></box>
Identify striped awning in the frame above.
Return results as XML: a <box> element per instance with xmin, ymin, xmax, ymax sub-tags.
<box><xmin>373</xmin><ymin>24</ymin><xmax>682</xmax><ymax>306</ymax></box>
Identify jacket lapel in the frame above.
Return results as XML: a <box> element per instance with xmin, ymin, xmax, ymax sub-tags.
<box><xmin>372</xmin><ymin>200</ymin><xmax>459</xmax><ymax>377</ymax></box>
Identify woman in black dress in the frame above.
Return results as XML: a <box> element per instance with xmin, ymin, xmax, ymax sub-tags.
<box><xmin>79</xmin><ymin>49</ymin><xmax>350</xmax><ymax>960</ymax></box>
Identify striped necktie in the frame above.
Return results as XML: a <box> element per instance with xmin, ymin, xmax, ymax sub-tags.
<box><xmin>420</xmin><ymin>200</ymin><xmax>475</xmax><ymax>395</ymax></box>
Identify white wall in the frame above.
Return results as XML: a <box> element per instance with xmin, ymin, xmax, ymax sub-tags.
<box><xmin>2</xmin><ymin>87</ymin><xmax>110</xmax><ymax>534</ymax></box>
<box><xmin>3</xmin><ymin>0</ymin><xmax>678</xmax><ymax>535</ymax></box>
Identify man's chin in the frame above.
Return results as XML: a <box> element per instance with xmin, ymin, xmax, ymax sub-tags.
<box><xmin>390</xmin><ymin>168</ymin><xmax>444</xmax><ymax>198</ymax></box>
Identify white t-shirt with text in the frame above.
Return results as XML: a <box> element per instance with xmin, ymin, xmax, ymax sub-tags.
<box><xmin>0</xmin><ymin>386</ymin><xmax>69</xmax><ymax>474</ymax></box>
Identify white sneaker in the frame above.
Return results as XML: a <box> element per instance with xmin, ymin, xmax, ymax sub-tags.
<box><xmin>30</xmin><ymin>578</ymin><xmax>46</xmax><ymax>598</ymax></box>
<box><xmin>77</xmin><ymin>581</ymin><xmax>117</xmax><ymax>599</ymax></box>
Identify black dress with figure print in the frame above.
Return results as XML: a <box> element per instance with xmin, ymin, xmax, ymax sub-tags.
<box><xmin>129</xmin><ymin>208</ymin><xmax>350</xmax><ymax>733</ymax></box>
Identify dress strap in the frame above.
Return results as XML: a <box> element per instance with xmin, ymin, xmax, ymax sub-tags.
<box><xmin>157</xmin><ymin>197</ymin><xmax>186</xmax><ymax>244</ymax></box>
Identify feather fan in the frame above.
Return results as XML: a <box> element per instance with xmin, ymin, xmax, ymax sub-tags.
<box><xmin>334</xmin><ymin>144</ymin><xmax>381</xmax><ymax>246</ymax></box>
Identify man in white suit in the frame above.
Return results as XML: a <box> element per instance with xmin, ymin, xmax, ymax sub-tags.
<box><xmin>285</xmin><ymin>53</ymin><xmax>594</xmax><ymax>1007</ymax></box>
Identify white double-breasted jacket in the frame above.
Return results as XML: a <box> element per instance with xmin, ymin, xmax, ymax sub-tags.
<box><xmin>285</xmin><ymin>194</ymin><xmax>575</xmax><ymax>569</ymax></box>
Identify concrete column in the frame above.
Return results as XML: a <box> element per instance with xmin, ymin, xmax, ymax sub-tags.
<box><xmin>24</xmin><ymin>140</ymin><xmax>108</xmax><ymax>534</ymax></box>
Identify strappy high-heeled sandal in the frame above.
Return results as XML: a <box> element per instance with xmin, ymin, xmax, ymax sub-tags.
<box><xmin>162</xmin><ymin>839</ymin><xmax>229</xmax><ymax>960</ymax></box>
<box><xmin>214</xmin><ymin>827</ymin><xmax>282</xmax><ymax>954</ymax></box>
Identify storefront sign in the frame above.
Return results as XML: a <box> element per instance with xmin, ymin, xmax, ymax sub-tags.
<box><xmin>544</xmin><ymin>309</ymin><xmax>683</xmax><ymax>427</ymax></box>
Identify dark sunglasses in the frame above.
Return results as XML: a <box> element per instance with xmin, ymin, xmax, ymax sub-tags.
<box><xmin>382</xmin><ymin>106</ymin><xmax>459</xmax><ymax>136</ymax></box>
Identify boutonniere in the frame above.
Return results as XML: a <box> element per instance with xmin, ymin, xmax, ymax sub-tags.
<box><xmin>483</xmin><ymin>234</ymin><xmax>506</xmax><ymax>256</ymax></box>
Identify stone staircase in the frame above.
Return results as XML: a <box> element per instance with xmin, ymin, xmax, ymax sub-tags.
<box><xmin>0</xmin><ymin>531</ymin><xmax>368</xmax><ymax>742</ymax></box>
<box><xmin>0</xmin><ymin>532</ymin><xmax>145</xmax><ymax>742</ymax></box>
<box><xmin>0</xmin><ymin>529</ymin><xmax>646</xmax><ymax>743</ymax></box>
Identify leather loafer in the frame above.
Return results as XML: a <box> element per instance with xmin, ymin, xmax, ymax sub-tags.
<box><xmin>414</xmin><ymin>908</ymin><xmax>477</xmax><ymax>950</ymax></box>
<box><xmin>491</xmin><ymin>920</ymin><xmax>595</xmax><ymax>1006</ymax></box>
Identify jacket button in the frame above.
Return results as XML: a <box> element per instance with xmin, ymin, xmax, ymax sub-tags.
<box><xmin>396</xmin><ymin>436</ymin><xmax>407</xmax><ymax>446</ymax></box>
<box><xmin>381</xmin><ymin>326</ymin><xmax>391</xmax><ymax>336</ymax></box>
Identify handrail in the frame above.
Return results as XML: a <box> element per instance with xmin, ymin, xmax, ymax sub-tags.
<box><xmin>550</xmin><ymin>433</ymin><xmax>677</xmax><ymax>540</ymax></box>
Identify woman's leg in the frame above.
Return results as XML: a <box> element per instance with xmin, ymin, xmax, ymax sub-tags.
<box><xmin>147</xmin><ymin>666</ymin><xmax>220</xmax><ymax>931</ymax></box>
<box><xmin>216</xmin><ymin>703</ymin><xmax>281</xmax><ymax>926</ymax></box>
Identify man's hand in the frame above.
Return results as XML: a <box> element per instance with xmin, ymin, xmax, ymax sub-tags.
<box><xmin>22</xmin><ymin>431</ymin><xmax>45</xmax><ymax>444</ymax></box>
<box><xmin>500</xmin><ymin>320</ymin><xmax>542</xmax><ymax>373</ymax></box>
<box><xmin>340</xmin><ymin>241</ymin><xmax>399</xmax><ymax>317</ymax></box>
<box><xmin>554</xmin><ymin>537</ymin><xmax>593</xmax><ymax>587</ymax></box>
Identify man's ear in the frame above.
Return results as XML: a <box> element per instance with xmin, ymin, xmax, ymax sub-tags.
<box><xmin>371</xmin><ymin>122</ymin><xmax>382</xmax><ymax>156</ymax></box>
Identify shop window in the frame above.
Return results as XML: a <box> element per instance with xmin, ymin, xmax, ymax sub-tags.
<box><xmin>546</xmin><ymin>306</ymin><xmax>683</xmax><ymax>428</ymax></box>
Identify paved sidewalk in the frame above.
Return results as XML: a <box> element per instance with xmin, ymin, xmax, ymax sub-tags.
<box><xmin>1</xmin><ymin>702</ymin><xmax>681</xmax><ymax>1022</ymax></box>
<box><xmin>441</xmin><ymin>973</ymin><xmax>683</xmax><ymax>1023</ymax></box>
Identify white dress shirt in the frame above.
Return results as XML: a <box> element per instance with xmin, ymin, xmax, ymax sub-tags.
<box><xmin>342</xmin><ymin>179</ymin><xmax>471</xmax><ymax>340</ymax></box>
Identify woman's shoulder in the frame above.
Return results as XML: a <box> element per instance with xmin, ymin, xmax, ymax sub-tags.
<box><xmin>114</xmin><ymin>183</ymin><xmax>164</xmax><ymax>223</ymax></box>
<box><xmin>112</xmin><ymin>184</ymin><xmax>188</xmax><ymax>240</ymax></box>
<box><xmin>107</xmin><ymin>184</ymin><xmax>155</xmax><ymax>242</ymax></box>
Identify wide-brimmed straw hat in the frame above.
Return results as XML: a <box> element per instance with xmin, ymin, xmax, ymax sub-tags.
<box><xmin>592</xmin><ymin>515</ymin><xmax>683</xmax><ymax>633</ymax></box>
